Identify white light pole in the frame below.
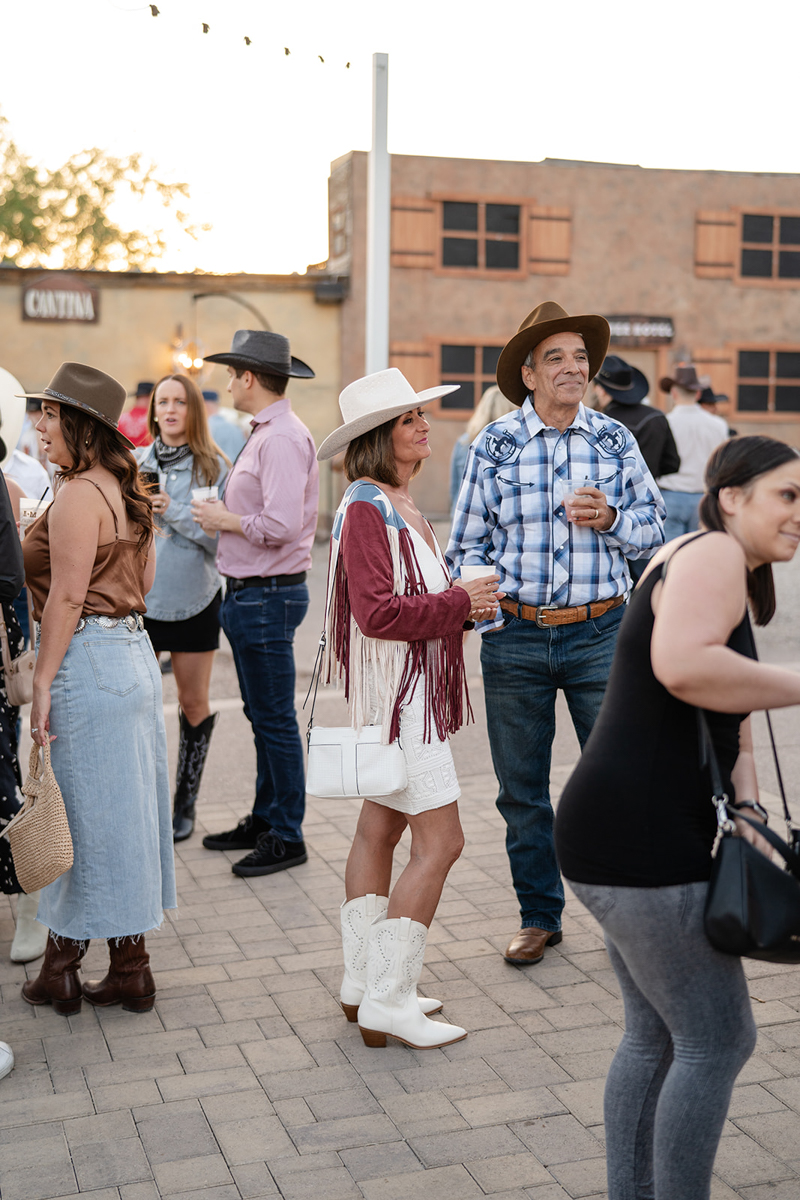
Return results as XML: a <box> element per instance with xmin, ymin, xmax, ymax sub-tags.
<box><xmin>365</xmin><ymin>52</ymin><xmax>390</xmax><ymax>375</ymax></box>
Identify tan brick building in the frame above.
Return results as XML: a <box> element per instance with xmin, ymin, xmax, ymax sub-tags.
<box><xmin>328</xmin><ymin>150</ymin><xmax>800</xmax><ymax>515</ymax></box>
<box><xmin>0</xmin><ymin>266</ymin><xmax>345</xmax><ymax>518</ymax></box>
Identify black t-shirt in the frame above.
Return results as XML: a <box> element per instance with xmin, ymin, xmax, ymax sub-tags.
<box><xmin>554</xmin><ymin>538</ymin><xmax>755</xmax><ymax>887</ymax></box>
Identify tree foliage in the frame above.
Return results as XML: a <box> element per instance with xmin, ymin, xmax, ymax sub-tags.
<box><xmin>0</xmin><ymin>114</ymin><xmax>205</xmax><ymax>270</ymax></box>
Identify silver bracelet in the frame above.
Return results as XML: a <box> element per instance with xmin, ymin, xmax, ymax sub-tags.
<box><xmin>731</xmin><ymin>799</ymin><xmax>769</xmax><ymax>824</ymax></box>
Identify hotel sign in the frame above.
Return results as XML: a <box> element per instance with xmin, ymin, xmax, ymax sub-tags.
<box><xmin>22</xmin><ymin>274</ymin><xmax>99</xmax><ymax>323</ymax></box>
<box><xmin>607</xmin><ymin>315</ymin><xmax>673</xmax><ymax>346</ymax></box>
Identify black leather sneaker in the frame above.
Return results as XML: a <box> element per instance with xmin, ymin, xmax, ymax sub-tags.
<box><xmin>232</xmin><ymin>832</ymin><xmax>307</xmax><ymax>877</ymax></box>
<box><xmin>202</xmin><ymin>813</ymin><xmax>271</xmax><ymax>852</ymax></box>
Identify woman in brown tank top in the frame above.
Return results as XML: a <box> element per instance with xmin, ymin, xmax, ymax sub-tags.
<box><xmin>18</xmin><ymin>363</ymin><xmax>176</xmax><ymax>1017</ymax></box>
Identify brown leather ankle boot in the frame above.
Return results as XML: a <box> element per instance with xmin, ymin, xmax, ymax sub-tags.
<box><xmin>82</xmin><ymin>936</ymin><xmax>156</xmax><ymax>1012</ymax></box>
<box><xmin>21</xmin><ymin>933</ymin><xmax>86</xmax><ymax>1015</ymax></box>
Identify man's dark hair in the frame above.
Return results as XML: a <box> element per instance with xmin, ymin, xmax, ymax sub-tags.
<box><xmin>234</xmin><ymin>366</ymin><xmax>288</xmax><ymax>396</ymax></box>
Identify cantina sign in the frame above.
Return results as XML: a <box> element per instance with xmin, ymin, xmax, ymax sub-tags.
<box><xmin>607</xmin><ymin>315</ymin><xmax>673</xmax><ymax>346</ymax></box>
<box><xmin>22</xmin><ymin>275</ymin><xmax>99</xmax><ymax>323</ymax></box>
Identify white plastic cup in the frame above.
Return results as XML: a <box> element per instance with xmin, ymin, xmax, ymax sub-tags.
<box><xmin>158</xmin><ymin>472</ymin><xmax>168</xmax><ymax>491</ymax></box>
<box><xmin>560</xmin><ymin>477</ymin><xmax>592</xmax><ymax>508</ymax></box>
<box><xmin>19</xmin><ymin>498</ymin><xmax>49</xmax><ymax>537</ymax></box>
<box><xmin>460</xmin><ymin>565</ymin><xmax>497</xmax><ymax>581</ymax></box>
<box><xmin>191</xmin><ymin>486</ymin><xmax>218</xmax><ymax>502</ymax></box>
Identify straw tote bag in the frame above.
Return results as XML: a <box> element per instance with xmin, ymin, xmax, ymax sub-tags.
<box><xmin>1</xmin><ymin>739</ymin><xmax>73</xmax><ymax>893</ymax></box>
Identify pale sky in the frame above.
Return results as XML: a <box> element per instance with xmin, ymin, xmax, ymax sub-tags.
<box><xmin>3</xmin><ymin>0</ymin><xmax>798</xmax><ymax>275</ymax></box>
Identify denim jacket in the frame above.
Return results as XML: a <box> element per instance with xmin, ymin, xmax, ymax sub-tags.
<box><xmin>136</xmin><ymin>445</ymin><xmax>229</xmax><ymax>621</ymax></box>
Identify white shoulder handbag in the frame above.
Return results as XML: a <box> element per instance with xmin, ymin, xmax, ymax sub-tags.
<box><xmin>304</xmin><ymin>634</ymin><xmax>407</xmax><ymax>799</ymax></box>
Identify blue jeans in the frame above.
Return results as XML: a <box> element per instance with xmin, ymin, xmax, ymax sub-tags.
<box><xmin>660</xmin><ymin>489</ymin><xmax>702</xmax><ymax>542</ymax></box>
<box><xmin>220</xmin><ymin>582</ymin><xmax>309</xmax><ymax>842</ymax></box>
<box><xmin>480</xmin><ymin>604</ymin><xmax>623</xmax><ymax>930</ymax></box>
<box><xmin>570</xmin><ymin>880</ymin><xmax>756</xmax><ymax>1200</ymax></box>
<box><xmin>40</xmin><ymin>624</ymin><xmax>175</xmax><ymax>940</ymax></box>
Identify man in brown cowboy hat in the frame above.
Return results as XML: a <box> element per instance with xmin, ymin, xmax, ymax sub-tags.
<box><xmin>447</xmin><ymin>302</ymin><xmax>665</xmax><ymax>965</ymax></box>
<box><xmin>193</xmin><ymin>331</ymin><xmax>319</xmax><ymax>877</ymax></box>
<box><xmin>657</xmin><ymin>364</ymin><xmax>729</xmax><ymax>541</ymax></box>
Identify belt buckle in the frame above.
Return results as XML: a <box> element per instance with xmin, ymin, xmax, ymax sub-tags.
<box><xmin>228</xmin><ymin>578</ymin><xmax>244</xmax><ymax>593</ymax></box>
<box><xmin>535</xmin><ymin>604</ymin><xmax>559</xmax><ymax>628</ymax></box>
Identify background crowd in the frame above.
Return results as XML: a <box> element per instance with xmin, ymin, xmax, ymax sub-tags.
<box><xmin>1</xmin><ymin>306</ymin><xmax>797</xmax><ymax>1200</ymax></box>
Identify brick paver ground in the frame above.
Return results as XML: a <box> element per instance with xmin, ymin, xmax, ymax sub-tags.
<box><xmin>2</xmin><ymin>533</ymin><xmax>800</xmax><ymax>1200</ymax></box>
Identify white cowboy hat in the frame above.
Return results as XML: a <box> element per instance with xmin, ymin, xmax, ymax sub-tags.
<box><xmin>0</xmin><ymin>366</ymin><xmax>27</xmax><ymax>469</ymax></box>
<box><xmin>317</xmin><ymin>368</ymin><xmax>459</xmax><ymax>461</ymax></box>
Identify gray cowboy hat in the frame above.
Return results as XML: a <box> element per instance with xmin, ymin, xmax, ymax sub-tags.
<box><xmin>496</xmin><ymin>301</ymin><xmax>610</xmax><ymax>405</ymax></box>
<box><xmin>204</xmin><ymin>330</ymin><xmax>315</xmax><ymax>378</ymax></box>
<box><xmin>17</xmin><ymin>362</ymin><xmax>135</xmax><ymax>449</ymax></box>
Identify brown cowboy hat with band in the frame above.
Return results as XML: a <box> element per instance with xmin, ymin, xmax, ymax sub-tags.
<box><xmin>18</xmin><ymin>362</ymin><xmax>135</xmax><ymax>450</ymax></box>
<box><xmin>659</xmin><ymin>365</ymin><xmax>703</xmax><ymax>394</ymax></box>
<box><xmin>496</xmin><ymin>301</ymin><xmax>611</xmax><ymax>405</ymax></box>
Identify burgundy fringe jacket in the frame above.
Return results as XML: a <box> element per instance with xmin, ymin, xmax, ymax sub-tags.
<box><xmin>323</xmin><ymin>481</ymin><xmax>472</xmax><ymax>744</ymax></box>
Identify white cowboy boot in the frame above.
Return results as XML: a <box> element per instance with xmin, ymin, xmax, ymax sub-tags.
<box><xmin>0</xmin><ymin>1041</ymin><xmax>14</xmax><ymax>1081</ymax></box>
<box><xmin>10</xmin><ymin>891</ymin><xmax>48</xmax><ymax>963</ymax></box>
<box><xmin>357</xmin><ymin>915</ymin><xmax>467</xmax><ymax>1049</ymax></box>
<box><xmin>339</xmin><ymin>895</ymin><xmax>442</xmax><ymax>1021</ymax></box>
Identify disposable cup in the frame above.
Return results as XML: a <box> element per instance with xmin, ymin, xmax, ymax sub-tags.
<box><xmin>158</xmin><ymin>472</ymin><xmax>168</xmax><ymax>491</ymax></box>
<box><xmin>192</xmin><ymin>486</ymin><xmax>218</xmax><ymax>502</ymax></box>
<box><xmin>560</xmin><ymin>477</ymin><xmax>593</xmax><ymax>507</ymax></box>
<box><xmin>19</xmin><ymin>498</ymin><xmax>50</xmax><ymax>537</ymax></box>
<box><xmin>460</xmin><ymin>565</ymin><xmax>497</xmax><ymax>581</ymax></box>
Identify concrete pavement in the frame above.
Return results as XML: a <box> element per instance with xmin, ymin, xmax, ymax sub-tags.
<box><xmin>2</xmin><ymin>536</ymin><xmax>800</xmax><ymax>1199</ymax></box>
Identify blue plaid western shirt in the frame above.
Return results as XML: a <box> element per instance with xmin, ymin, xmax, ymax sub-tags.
<box><xmin>446</xmin><ymin>398</ymin><xmax>666</xmax><ymax>632</ymax></box>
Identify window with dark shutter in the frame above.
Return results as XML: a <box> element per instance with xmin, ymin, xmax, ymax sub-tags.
<box><xmin>438</xmin><ymin>343</ymin><xmax>505</xmax><ymax>412</ymax></box>
<box><xmin>738</xmin><ymin>212</ymin><xmax>800</xmax><ymax>284</ymax></box>
<box><xmin>736</xmin><ymin>348</ymin><xmax>800</xmax><ymax>414</ymax></box>
<box><xmin>436</xmin><ymin>200</ymin><xmax>524</xmax><ymax>276</ymax></box>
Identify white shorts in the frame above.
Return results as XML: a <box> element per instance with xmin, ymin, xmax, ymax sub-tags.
<box><xmin>368</xmin><ymin>681</ymin><xmax>461</xmax><ymax>816</ymax></box>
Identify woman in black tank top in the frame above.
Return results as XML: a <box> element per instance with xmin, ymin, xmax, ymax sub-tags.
<box><xmin>554</xmin><ymin>437</ymin><xmax>800</xmax><ymax>1200</ymax></box>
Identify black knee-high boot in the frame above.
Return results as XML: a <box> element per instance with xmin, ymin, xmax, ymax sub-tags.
<box><xmin>173</xmin><ymin>711</ymin><xmax>218</xmax><ymax>842</ymax></box>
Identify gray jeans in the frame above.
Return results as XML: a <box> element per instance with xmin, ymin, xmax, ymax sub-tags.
<box><xmin>569</xmin><ymin>880</ymin><xmax>757</xmax><ymax>1200</ymax></box>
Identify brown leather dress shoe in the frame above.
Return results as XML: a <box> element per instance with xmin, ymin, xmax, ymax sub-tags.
<box><xmin>504</xmin><ymin>927</ymin><xmax>563</xmax><ymax>965</ymax></box>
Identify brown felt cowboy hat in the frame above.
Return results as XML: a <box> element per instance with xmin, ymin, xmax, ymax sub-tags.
<box><xmin>496</xmin><ymin>302</ymin><xmax>610</xmax><ymax>405</ymax></box>
<box><xmin>659</xmin><ymin>365</ymin><xmax>702</xmax><ymax>394</ymax></box>
<box><xmin>17</xmin><ymin>362</ymin><xmax>135</xmax><ymax>449</ymax></box>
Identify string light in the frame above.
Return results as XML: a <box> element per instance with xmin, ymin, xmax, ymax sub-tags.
<box><xmin>134</xmin><ymin>3</ymin><xmax>352</xmax><ymax>69</ymax></box>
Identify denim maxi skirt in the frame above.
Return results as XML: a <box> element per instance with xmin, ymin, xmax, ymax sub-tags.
<box><xmin>37</xmin><ymin>623</ymin><xmax>177</xmax><ymax>941</ymax></box>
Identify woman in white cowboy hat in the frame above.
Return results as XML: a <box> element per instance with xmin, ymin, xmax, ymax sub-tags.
<box><xmin>317</xmin><ymin>368</ymin><xmax>502</xmax><ymax>1050</ymax></box>
<box><xmin>19</xmin><ymin>362</ymin><xmax>175</xmax><ymax>1016</ymax></box>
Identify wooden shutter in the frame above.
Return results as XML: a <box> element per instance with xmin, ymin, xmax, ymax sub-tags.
<box><xmin>391</xmin><ymin>198</ymin><xmax>436</xmax><ymax>268</ymax></box>
<box><xmin>694</xmin><ymin>211</ymin><xmax>736</xmax><ymax>279</ymax></box>
<box><xmin>528</xmin><ymin>206</ymin><xmax>571</xmax><ymax>275</ymax></box>
<box><xmin>693</xmin><ymin>346</ymin><xmax>735</xmax><ymax>399</ymax></box>
<box><xmin>389</xmin><ymin>341</ymin><xmax>434</xmax><ymax>391</ymax></box>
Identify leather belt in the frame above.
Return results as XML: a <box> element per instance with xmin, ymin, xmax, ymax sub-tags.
<box><xmin>500</xmin><ymin>594</ymin><xmax>624</xmax><ymax>628</ymax></box>
<box><xmin>225</xmin><ymin>572</ymin><xmax>306</xmax><ymax>592</ymax></box>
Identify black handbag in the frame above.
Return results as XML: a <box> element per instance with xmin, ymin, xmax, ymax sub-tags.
<box><xmin>701</xmin><ymin>706</ymin><xmax>800</xmax><ymax>963</ymax></box>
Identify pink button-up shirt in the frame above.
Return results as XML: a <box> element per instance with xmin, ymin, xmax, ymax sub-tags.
<box><xmin>216</xmin><ymin>398</ymin><xmax>319</xmax><ymax>579</ymax></box>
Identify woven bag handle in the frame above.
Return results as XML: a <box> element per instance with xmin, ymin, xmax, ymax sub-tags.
<box><xmin>23</xmin><ymin>737</ymin><xmax>51</xmax><ymax>797</ymax></box>
<box><xmin>1</xmin><ymin>738</ymin><xmax>50</xmax><ymax>840</ymax></box>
